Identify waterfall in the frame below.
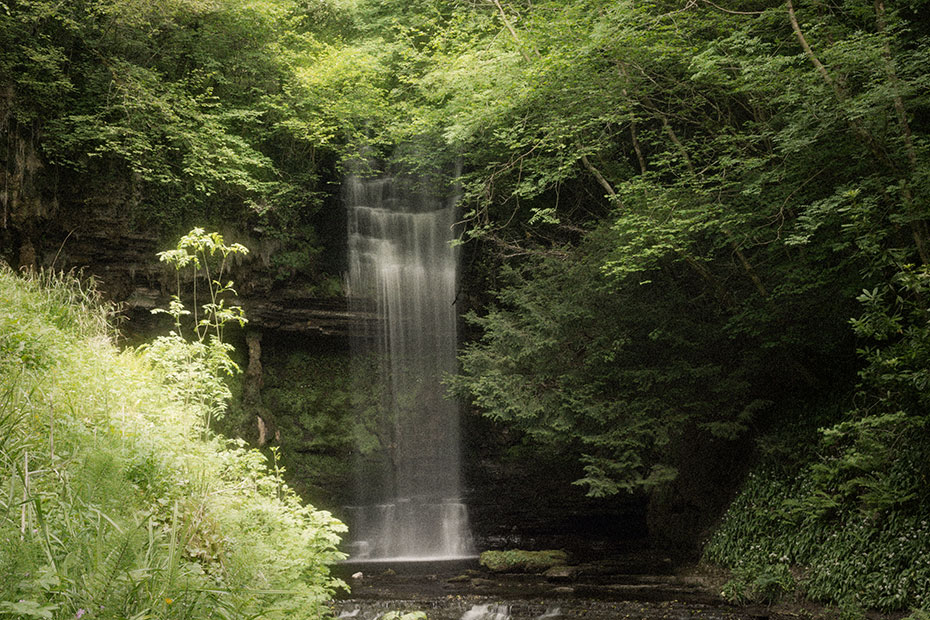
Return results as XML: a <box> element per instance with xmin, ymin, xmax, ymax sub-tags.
<box><xmin>345</xmin><ymin>165</ymin><xmax>473</xmax><ymax>560</ymax></box>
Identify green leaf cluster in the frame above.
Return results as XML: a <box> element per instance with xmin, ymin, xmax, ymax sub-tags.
<box><xmin>705</xmin><ymin>455</ymin><xmax>930</xmax><ymax>610</ymax></box>
<box><xmin>0</xmin><ymin>0</ymin><xmax>359</xmax><ymax>271</ymax></box>
<box><xmin>142</xmin><ymin>229</ymin><xmax>249</xmax><ymax>436</ymax></box>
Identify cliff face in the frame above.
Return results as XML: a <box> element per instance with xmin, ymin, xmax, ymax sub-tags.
<box><xmin>1</xmin><ymin>130</ymin><xmax>357</xmax><ymax>339</ymax></box>
<box><xmin>1</xmin><ymin>92</ymin><xmax>58</xmax><ymax>271</ymax></box>
<box><xmin>5</xmin><ymin>212</ymin><xmax>359</xmax><ymax>338</ymax></box>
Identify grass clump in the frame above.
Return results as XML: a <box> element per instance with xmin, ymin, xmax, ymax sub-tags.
<box><xmin>0</xmin><ymin>265</ymin><xmax>346</xmax><ymax>619</ymax></box>
<box><xmin>479</xmin><ymin>549</ymin><xmax>569</xmax><ymax>573</ymax></box>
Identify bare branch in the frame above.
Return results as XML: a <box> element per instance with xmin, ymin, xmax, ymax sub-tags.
<box><xmin>488</xmin><ymin>0</ymin><xmax>536</xmax><ymax>62</ymax></box>
<box><xmin>700</xmin><ymin>0</ymin><xmax>766</xmax><ymax>15</ymax></box>
<box><xmin>787</xmin><ymin>0</ymin><xmax>839</xmax><ymax>95</ymax></box>
<box><xmin>580</xmin><ymin>153</ymin><xmax>618</xmax><ymax>200</ymax></box>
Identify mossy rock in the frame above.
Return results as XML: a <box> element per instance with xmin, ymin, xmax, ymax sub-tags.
<box><xmin>479</xmin><ymin>549</ymin><xmax>569</xmax><ymax>573</ymax></box>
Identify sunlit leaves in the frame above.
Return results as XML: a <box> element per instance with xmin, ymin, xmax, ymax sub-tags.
<box><xmin>286</xmin><ymin>42</ymin><xmax>391</xmax><ymax>148</ymax></box>
<box><xmin>1</xmin><ymin>0</ymin><xmax>361</xmax><ymax>252</ymax></box>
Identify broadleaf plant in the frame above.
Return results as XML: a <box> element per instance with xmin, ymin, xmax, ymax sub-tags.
<box><xmin>143</xmin><ymin>228</ymin><xmax>249</xmax><ymax>436</ymax></box>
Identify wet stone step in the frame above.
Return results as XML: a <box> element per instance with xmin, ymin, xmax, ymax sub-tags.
<box><xmin>331</xmin><ymin>597</ymin><xmax>792</xmax><ymax>620</ymax></box>
<box><xmin>340</xmin><ymin>568</ymin><xmax>722</xmax><ymax>606</ymax></box>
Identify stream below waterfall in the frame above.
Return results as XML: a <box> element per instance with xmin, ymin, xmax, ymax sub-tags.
<box><xmin>332</xmin><ymin>597</ymin><xmax>777</xmax><ymax>620</ymax></box>
<box><xmin>329</xmin><ymin>555</ymin><xmax>813</xmax><ymax>620</ymax></box>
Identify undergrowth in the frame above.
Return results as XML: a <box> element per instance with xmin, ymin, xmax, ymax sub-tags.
<box><xmin>0</xmin><ymin>265</ymin><xmax>346</xmax><ymax>619</ymax></box>
<box><xmin>705</xmin><ymin>444</ymin><xmax>930</xmax><ymax>612</ymax></box>
<box><xmin>706</xmin><ymin>265</ymin><xmax>930</xmax><ymax>614</ymax></box>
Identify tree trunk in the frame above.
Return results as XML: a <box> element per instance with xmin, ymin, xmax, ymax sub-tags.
<box><xmin>245</xmin><ymin>330</ymin><xmax>277</xmax><ymax>446</ymax></box>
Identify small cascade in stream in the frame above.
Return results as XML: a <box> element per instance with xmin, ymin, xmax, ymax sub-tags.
<box><xmin>457</xmin><ymin>604</ymin><xmax>558</xmax><ymax>620</ymax></box>
<box><xmin>459</xmin><ymin>604</ymin><xmax>512</xmax><ymax>620</ymax></box>
<box><xmin>345</xmin><ymin>162</ymin><xmax>473</xmax><ymax>560</ymax></box>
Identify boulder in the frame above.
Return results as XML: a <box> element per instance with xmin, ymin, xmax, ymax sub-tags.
<box><xmin>544</xmin><ymin>565</ymin><xmax>578</xmax><ymax>583</ymax></box>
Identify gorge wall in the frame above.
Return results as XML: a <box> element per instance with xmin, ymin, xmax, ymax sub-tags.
<box><xmin>0</xmin><ymin>120</ymin><xmax>726</xmax><ymax>559</ymax></box>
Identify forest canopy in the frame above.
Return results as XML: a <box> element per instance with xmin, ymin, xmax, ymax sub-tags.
<box><xmin>4</xmin><ymin>0</ymin><xmax>930</xmax><ymax>509</ymax></box>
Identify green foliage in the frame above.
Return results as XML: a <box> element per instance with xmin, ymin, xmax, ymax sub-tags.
<box><xmin>1</xmin><ymin>0</ymin><xmax>351</xmax><ymax>273</ymax></box>
<box><xmin>142</xmin><ymin>229</ymin><xmax>248</xmax><ymax>435</ymax></box>
<box><xmin>155</xmin><ymin>227</ymin><xmax>249</xmax><ymax>341</ymax></box>
<box><xmin>705</xmin><ymin>261</ymin><xmax>930</xmax><ymax>610</ymax></box>
<box><xmin>381</xmin><ymin>612</ymin><xmax>427</xmax><ymax>620</ymax></box>
<box><xmin>451</xmin><ymin>223</ymin><xmax>784</xmax><ymax>496</ymax></box>
<box><xmin>479</xmin><ymin>549</ymin><xmax>569</xmax><ymax>574</ymax></box>
<box><xmin>417</xmin><ymin>0</ymin><xmax>928</xmax><ymax>508</ymax></box>
<box><xmin>720</xmin><ymin>560</ymin><xmax>796</xmax><ymax>606</ymax></box>
<box><xmin>706</xmin><ymin>262</ymin><xmax>930</xmax><ymax>610</ymax></box>
<box><xmin>0</xmin><ymin>265</ymin><xmax>346</xmax><ymax>619</ymax></box>
<box><xmin>706</xmin><ymin>456</ymin><xmax>930</xmax><ymax>610</ymax></box>
<box><xmin>257</xmin><ymin>350</ymin><xmax>358</xmax><ymax>503</ymax></box>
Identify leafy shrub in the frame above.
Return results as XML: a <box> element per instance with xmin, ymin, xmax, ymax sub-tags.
<box><xmin>142</xmin><ymin>228</ymin><xmax>249</xmax><ymax>435</ymax></box>
<box><xmin>705</xmin><ymin>459</ymin><xmax>930</xmax><ymax>610</ymax></box>
<box><xmin>706</xmin><ymin>262</ymin><xmax>930</xmax><ymax>612</ymax></box>
<box><xmin>720</xmin><ymin>560</ymin><xmax>796</xmax><ymax>605</ymax></box>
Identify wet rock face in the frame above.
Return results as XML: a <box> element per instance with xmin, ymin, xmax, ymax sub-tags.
<box><xmin>1</xmin><ymin>110</ymin><xmax>58</xmax><ymax>270</ymax></box>
<box><xmin>0</xmin><ymin>110</ymin><xmax>58</xmax><ymax>237</ymax></box>
<box><xmin>645</xmin><ymin>431</ymin><xmax>750</xmax><ymax>554</ymax></box>
<box><xmin>3</xmin><ymin>200</ymin><xmax>358</xmax><ymax>339</ymax></box>
<box><xmin>9</xmin><ymin>227</ymin><xmax>355</xmax><ymax>338</ymax></box>
<box><xmin>461</xmin><ymin>417</ymin><xmax>650</xmax><ymax>557</ymax></box>
<box><xmin>0</xmin><ymin>118</ymin><xmax>357</xmax><ymax>337</ymax></box>
<box><xmin>241</xmin><ymin>289</ymin><xmax>363</xmax><ymax>338</ymax></box>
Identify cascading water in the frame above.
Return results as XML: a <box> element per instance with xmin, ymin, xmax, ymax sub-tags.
<box><xmin>460</xmin><ymin>605</ymin><xmax>513</xmax><ymax>620</ymax></box>
<box><xmin>345</xmin><ymin>164</ymin><xmax>473</xmax><ymax>560</ymax></box>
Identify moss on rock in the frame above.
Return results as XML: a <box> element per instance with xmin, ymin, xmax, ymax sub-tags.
<box><xmin>479</xmin><ymin>549</ymin><xmax>569</xmax><ymax>573</ymax></box>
